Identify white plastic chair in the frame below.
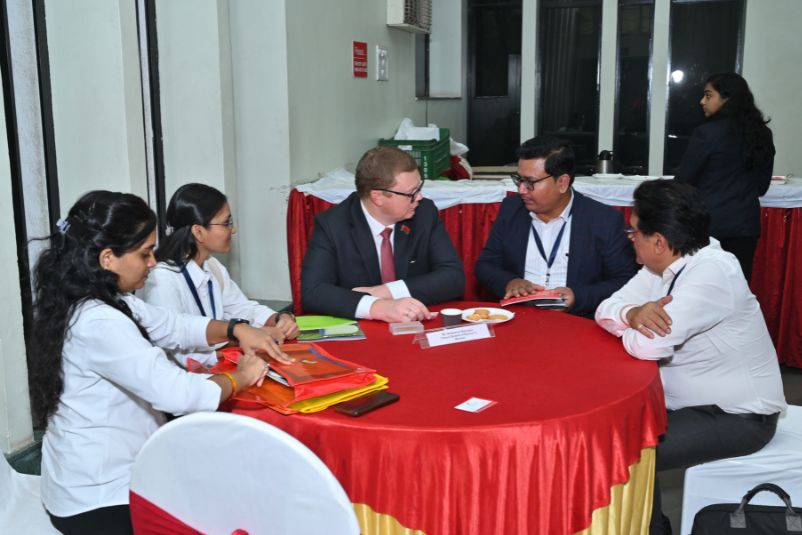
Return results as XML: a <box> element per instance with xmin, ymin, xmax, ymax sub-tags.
<box><xmin>129</xmin><ymin>412</ymin><xmax>359</xmax><ymax>535</ymax></box>
<box><xmin>0</xmin><ymin>451</ymin><xmax>60</xmax><ymax>534</ymax></box>
<box><xmin>680</xmin><ymin>405</ymin><xmax>802</xmax><ymax>535</ymax></box>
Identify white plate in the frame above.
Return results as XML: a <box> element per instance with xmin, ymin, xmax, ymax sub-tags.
<box><xmin>592</xmin><ymin>173</ymin><xmax>623</xmax><ymax>179</ymax></box>
<box><xmin>461</xmin><ymin>307</ymin><xmax>515</xmax><ymax>324</ymax></box>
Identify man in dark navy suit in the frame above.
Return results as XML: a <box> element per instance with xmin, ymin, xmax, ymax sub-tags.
<box><xmin>475</xmin><ymin>136</ymin><xmax>637</xmax><ymax>317</ymax></box>
<box><xmin>301</xmin><ymin>146</ymin><xmax>465</xmax><ymax>322</ymax></box>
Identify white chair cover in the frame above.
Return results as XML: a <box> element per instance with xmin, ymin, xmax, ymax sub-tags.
<box><xmin>0</xmin><ymin>452</ymin><xmax>60</xmax><ymax>534</ymax></box>
<box><xmin>129</xmin><ymin>412</ymin><xmax>359</xmax><ymax>535</ymax></box>
<box><xmin>680</xmin><ymin>405</ymin><xmax>802</xmax><ymax>535</ymax></box>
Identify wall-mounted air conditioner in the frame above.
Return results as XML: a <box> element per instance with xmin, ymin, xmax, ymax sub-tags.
<box><xmin>387</xmin><ymin>0</ymin><xmax>432</xmax><ymax>34</ymax></box>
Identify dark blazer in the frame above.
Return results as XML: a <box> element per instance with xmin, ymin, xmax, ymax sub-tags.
<box><xmin>475</xmin><ymin>191</ymin><xmax>637</xmax><ymax>317</ymax></box>
<box><xmin>301</xmin><ymin>192</ymin><xmax>465</xmax><ymax>318</ymax></box>
<box><xmin>675</xmin><ymin>117</ymin><xmax>774</xmax><ymax>238</ymax></box>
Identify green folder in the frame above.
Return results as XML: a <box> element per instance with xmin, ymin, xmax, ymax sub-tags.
<box><xmin>296</xmin><ymin>315</ymin><xmax>357</xmax><ymax>331</ymax></box>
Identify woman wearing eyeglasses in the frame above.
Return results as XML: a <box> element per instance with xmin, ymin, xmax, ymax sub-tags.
<box><xmin>675</xmin><ymin>73</ymin><xmax>775</xmax><ymax>281</ymax></box>
<box><xmin>142</xmin><ymin>183</ymin><xmax>299</xmax><ymax>368</ymax></box>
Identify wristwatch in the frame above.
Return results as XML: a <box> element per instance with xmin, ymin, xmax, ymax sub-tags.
<box><xmin>276</xmin><ymin>311</ymin><xmax>296</xmax><ymax>323</ymax></box>
<box><xmin>227</xmin><ymin>318</ymin><xmax>250</xmax><ymax>343</ymax></box>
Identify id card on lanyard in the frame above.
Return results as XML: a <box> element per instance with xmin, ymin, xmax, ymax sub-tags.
<box><xmin>530</xmin><ymin>206</ymin><xmax>573</xmax><ymax>286</ymax></box>
<box><xmin>181</xmin><ymin>264</ymin><xmax>216</xmax><ymax>319</ymax></box>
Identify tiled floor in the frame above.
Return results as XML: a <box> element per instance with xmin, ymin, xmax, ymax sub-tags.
<box><xmin>661</xmin><ymin>364</ymin><xmax>802</xmax><ymax>534</ymax></box>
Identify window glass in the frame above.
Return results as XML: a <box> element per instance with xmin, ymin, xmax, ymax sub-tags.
<box><xmin>537</xmin><ymin>0</ymin><xmax>602</xmax><ymax>173</ymax></box>
<box><xmin>664</xmin><ymin>0</ymin><xmax>744</xmax><ymax>174</ymax></box>
<box><xmin>615</xmin><ymin>0</ymin><xmax>654</xmax><ymax>175</ymax></box>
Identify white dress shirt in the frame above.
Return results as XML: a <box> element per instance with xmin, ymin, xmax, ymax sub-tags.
<box><xmin>595</xmin><ymin>239</ymin><xmax>786</xmax><ymax>414</ymax></box>
<box><xmin>354</xmin><ymin>201</ymin><xmax>412</xmax><ymax>319</ymax></box>
<box><xmin>524</xmin><ymin>194</ymin><xmax>574</xmax><ymax>288</ymax></box>
<box><xmin>142</xmin><ymin>257</ymin><xmax>276</xmax><ymax>367</ymax></box>
<box><xmin>41</xmin><ymin>295</ymin><xmax>220</xmax><ymax>517</ymax></box>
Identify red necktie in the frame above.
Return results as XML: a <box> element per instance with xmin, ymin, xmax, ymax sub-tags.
<box><xmin>380</xmin><ymin>227</ymin><xmax>396</xmax><ymax>284</ymax></box>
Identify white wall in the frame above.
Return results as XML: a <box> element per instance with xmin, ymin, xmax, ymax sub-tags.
<box><xmin>227</xmin><ymin>0</ymin><xmax>293</xmax><ymax>301</ymax></box>
<box><xmin>0</xmin><ymin>75</ymin><xmax>34</xmax><ymax>454</ymax></box>
<box><xmin>46</xmin><ymin>0</ymin><xmax>147</xmax><ymax>212</ymax></box>
<box><xmin>742</xmin><ymin>0</ymin><xmax>802</xmax><ymax>176</ymax></box>
<box><xmin>285</xmin><ymin>0</ymin><xmax>465</xmax><ymax>183</ymax></box>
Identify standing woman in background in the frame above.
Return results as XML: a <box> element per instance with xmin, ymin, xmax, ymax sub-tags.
<box><xmin>675</xmin><ymin>72</ymin><xmax>775</xmax><ymax>281</ymax></box>
<box><xmin>29</xmin><ymin>190</ymin><xmax>291</xmax><ymax>534</ymax></box>
<box><xmin>143</xmin><ymin>183</ymin><xmax>299</xmax><ymax>368</ymax></box>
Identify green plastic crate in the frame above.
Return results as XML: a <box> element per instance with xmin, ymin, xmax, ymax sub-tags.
<box><xmin>378</xmin><ymin>128</ymin><xmax>450</xmax><ymax>180</ymax></box>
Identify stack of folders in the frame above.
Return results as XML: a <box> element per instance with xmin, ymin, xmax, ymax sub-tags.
<box><xmin>189</xmin><ymin>343</ymin><xmax>388</xmax><ymax>415</ymax></box>
<box><xmin>296</xmin><ymin>315</ymin><xmax>366</xmax><ymax>342</ymax></box>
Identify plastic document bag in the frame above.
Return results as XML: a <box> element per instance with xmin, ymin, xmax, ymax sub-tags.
<box><xmin>194</xmin><ymin>344</ymin><xmax>378</xmax><ymax>413</ymax></box>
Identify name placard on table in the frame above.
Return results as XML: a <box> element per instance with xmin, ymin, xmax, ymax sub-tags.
<box><xmin>414</xmin><ymin>323</ymin><xmax>495</xmax><ymax>349</ymax></box>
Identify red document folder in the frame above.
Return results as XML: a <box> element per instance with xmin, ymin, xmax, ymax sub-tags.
<box><xmin>214</xmin><ymin>343</ymin><xmax>376</xmax><ymax>408</ymax></box>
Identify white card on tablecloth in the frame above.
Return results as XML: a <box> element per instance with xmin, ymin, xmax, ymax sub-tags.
<box><xmin>455</xmin><ymin>397</ymin><xmax>497</xmax><ymax>413</ymax></box>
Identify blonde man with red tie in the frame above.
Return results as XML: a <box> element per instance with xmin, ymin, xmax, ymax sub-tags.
<box><xmin>301</xmin><ymin>146</ymin><xmax>465</xmax><ymax>322</ymax></box>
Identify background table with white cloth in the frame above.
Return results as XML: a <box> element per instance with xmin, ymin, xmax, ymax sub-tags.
<box><xmin>287</xmin><ymin>172</ymin><xmax>802</xmax><ymax>367</ymax></box>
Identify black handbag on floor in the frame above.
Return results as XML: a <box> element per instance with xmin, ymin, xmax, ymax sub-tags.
<box><xmin>691</xmin><ymin>483</ymin><xmax>802</xmax><ymax>534</ymax></box>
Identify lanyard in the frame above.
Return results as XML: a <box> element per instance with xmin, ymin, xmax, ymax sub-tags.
<box><xmin>181</xmin><ymin>264</ymin><xmax>216</xmax><ymax>319</ymax></box>
<box><xmin>530</xmin><ymin>207</ymin><xmax>573</xmax><ymax>278</ymax></box>
<box><xmin>666</xmin><ymin>265</ymin><xmax>686</xmax><ymax>296</ymax></box>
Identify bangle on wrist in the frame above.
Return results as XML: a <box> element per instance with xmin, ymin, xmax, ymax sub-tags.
<box><xmin>227</xmin><ymin>318</ymin><xmax>249</xmax><ymax>343</ymax></box>
<box><xmin>220</xmin><ymin>372</ymin><xmax>238</xmax><ymax>399</ymax></box>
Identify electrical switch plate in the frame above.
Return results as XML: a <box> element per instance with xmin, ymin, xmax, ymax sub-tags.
<box><xmin>376</xmin><ymin>46</ymin><xmax>389</xmax><ymax>81</ymax></box>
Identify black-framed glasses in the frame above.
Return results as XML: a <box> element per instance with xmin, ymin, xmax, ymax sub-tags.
<box><xmin>511</xmin><ymin>172</ymin><xmax>553</xmax><ymax>191</ymax></box>
<box><xmin>374</xmin><ymin>179</ymin><xmax>425</xmax><ymax>203</ymax></box>
<box><xmin>208</xmin><ymin>217</ymin><xmax>235</xmax><ymax>229</ymax></box>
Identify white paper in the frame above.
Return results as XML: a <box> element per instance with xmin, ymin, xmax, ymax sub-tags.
<box><xmin>455</xmin><ymin>397</ymin><xmax>496</xmax><ymax>413</ymax></box>
<box><xmin>424</xmin><ymin>323</ymin><xmax>492</xmax><ymax>348</ymax></box>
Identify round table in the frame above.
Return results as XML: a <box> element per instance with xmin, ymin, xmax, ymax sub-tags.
<box><xmin>234</xmin><ymin>302</ymin><xmax>666</xmax><ymax>535</ymax></box>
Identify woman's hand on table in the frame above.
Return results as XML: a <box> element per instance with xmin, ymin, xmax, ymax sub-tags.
<box><xmin>504</xmin><ymin>278</ymin><xmax>543</xmax><ymax>298</ymax></box>
<box><xmin>626</xmin><ymin>296</ymin><xmax>673</xmax><ymax>339</ymax></box>
<box><xmin>236</xmin><ymin>352</ymin><xmax>271</xmax><ymax>387</ymax></box>
<box><xmin>235</xmin><ymin>324</ymin><xmax>294</xmax><ymax>364</ymax></box>
<box><xmin>369</xmin><ymin>297</ymin><xmax>433</xmax><ymax>323</ymax></box>
<box><xmin>268</xmin><ymin>312</ymin><xmax>300</xmax><ymax>339</ymax></box>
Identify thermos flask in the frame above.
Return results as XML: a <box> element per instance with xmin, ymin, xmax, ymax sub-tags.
<box><xmin>597</xmin><ymin>150</ymin><xmax>613</xmax><ymax>175</ymax></box>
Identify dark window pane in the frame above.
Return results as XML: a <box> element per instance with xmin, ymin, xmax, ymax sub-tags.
<box><xmin>474</xmin><ymin>6</ymin><xmax>522</xmax><ymax>97</ymax></box>
<box><xmin>664</xmin><ymin>0</ymin><xmax>743</xmax><ymax>174</ymax></box>
<box><xmin>537</xmin><ymin>0</ymin><xmax>602</xmax><ymax>173</ymax></box>
<box><xmin>615</xmin><ymin>1</ymin><xmax>654</xmax><ymax>175</ymax></box>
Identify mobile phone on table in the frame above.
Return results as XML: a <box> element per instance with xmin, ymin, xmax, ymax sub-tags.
<box><xmin>334</xmin><ymin>391</ymin><xmax>400</xmax><ymax>417</ymax></box>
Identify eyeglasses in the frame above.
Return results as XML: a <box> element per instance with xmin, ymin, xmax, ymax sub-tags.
<box><xmin>374</xmin><ymin>180</ymin><xmax>425</xmax><ymax>203</ymax></box>
<box><xmin>208</xmin><ymin>217</ymin><xmax>235</xmax><ymax>229</ymax></box>
<box><xmin>511</xmin><ymin>172</ymin><xmax>553</xmax><ymax>191</ymax></box>
<box><xmin>624</xmin><ymin>226</ymin><xmax>642</xmax><ymax>239</ymax></box>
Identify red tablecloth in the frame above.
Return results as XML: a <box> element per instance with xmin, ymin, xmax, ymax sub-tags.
<box><xmin>287</xmin><ymin>188</ymin><xmax>802</xmax><ymax>367</ymax></box>
<box><xmin>233</xmin><ymin>303</ymin><xmax>666</xmax><ymax>535</ymax></box>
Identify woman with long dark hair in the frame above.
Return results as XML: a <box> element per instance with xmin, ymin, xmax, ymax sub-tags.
<box><xmin>142</xmin><ymin>183</ymin><xmax>298</xmax><ymax>368</ymax></box>
<box><xmin>675</xmin><ymin>72</ymin><xmax>775</xmax><ymax>281</ymax></box>
<box><xmin>30</xmin><ymin>190</ymin><xmax>292</xmax><ymax>534</ymax></box>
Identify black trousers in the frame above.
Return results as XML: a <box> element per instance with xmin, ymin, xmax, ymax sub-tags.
<box><xmin>48</xmin><ymin>505</ymin><xmax>133</xmax><ymax>535</ymax></box>
<box><xmin>649</xmin><ymin>405</ymin><xmax>778</xmax><ymax>535</ymax></box>
<box><xmin>717</xmin><ymin>236</ymin><xmax>759</xmax><ymax>282</ymax></box>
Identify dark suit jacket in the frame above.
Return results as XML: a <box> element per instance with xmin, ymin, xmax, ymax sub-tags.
<box><xmin>301</xmin><ymin>192</ymin><xmax>465</xmax><ymax>318</ymax></box>
<box><xmin>475</xmin><ymin>191</ymin><xmax>637</xmax><ymax>317</ymax></box>
<box><xmin>675</xmin><ymin>117</ymin><xmax>774</xmax><ymax>238</ymax></box>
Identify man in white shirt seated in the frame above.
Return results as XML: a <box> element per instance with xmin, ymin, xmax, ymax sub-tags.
<box><xmin>595</xmin><ymin>179</ymin><xmax>786</xmax><ymax>535</ymax></box>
